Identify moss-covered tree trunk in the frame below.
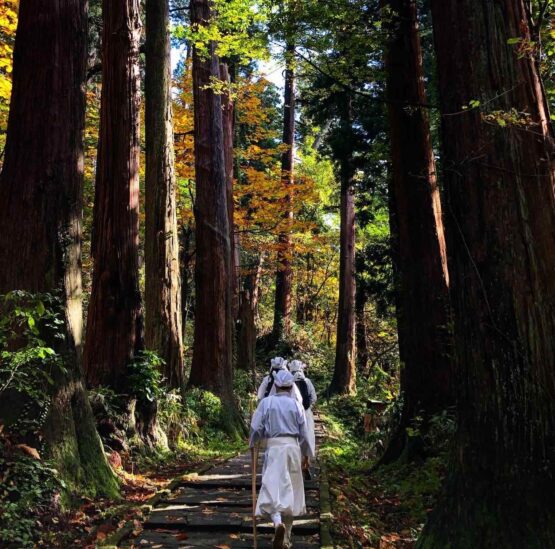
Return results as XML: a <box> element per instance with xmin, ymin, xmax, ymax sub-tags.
<box><xmin>381</xmin><ymin>0</ymin><xmax>452</xmax><ymax>463</ymax></box>
<box><xmin>417</xmin><ymin>1</ymin><xmax>555</xmax><ymax>545</ymax></box>
<box><xmin>83</xmin><ymin>0</ymin><xmax>144</xmax><ymax>392</ymax></box>
<box><xmin>0</xmin><ymin>0</ymin><xmax>117</xmax><ymax>496</ymax></box>
<box><xmin>145</xmin><ymin>0</ymin><xmax>184</xmax><ymax>390</ymax></box>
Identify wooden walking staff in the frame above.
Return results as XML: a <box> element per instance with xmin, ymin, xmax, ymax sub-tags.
<box><xmin>251</xmin><ymin>443</ymin><xmax>259</xmax><ymax>548</ymax></box>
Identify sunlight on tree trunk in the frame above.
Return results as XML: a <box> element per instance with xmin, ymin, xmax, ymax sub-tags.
<box><xmin>188</xmin><ymin>0</ymin><xmax>242</xmax><ymax>435</ymax></box>
<box><xmin>84</xmin><ymin>0</ymin><xmax>143</xmax><ymax>393</ymax></box>
<box><xmin>329</xmin><ymin>102</ymin><xmax>357</xmax><ymax>395</ymax></box>
<box><xmin>418</xmin><ymin>1</ymin><xmax>555</xmax><ymax>545</ymax></box>
<box><xmin>145</xmin><ymin>0</ymin><xmax>184</xmax><ymax>391</ymax></box>
<box><xmin>220</xmin><ymin>62</ymin><xmax>240</xmax><ymax>322</ymax></box>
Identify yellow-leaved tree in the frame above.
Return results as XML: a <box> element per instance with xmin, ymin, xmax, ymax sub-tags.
<box><xmin>0</xmin><ymin>0</ymin><xmax>17</xmax><ymax>157</ymax></box>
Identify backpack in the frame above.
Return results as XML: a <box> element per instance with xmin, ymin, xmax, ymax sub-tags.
<box><xmin>264</xmin><ymin>374</ymin><xmax>275</xmax><ymax>398</ymax></box>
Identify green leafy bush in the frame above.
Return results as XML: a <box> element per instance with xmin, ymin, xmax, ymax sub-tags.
<box><xmin>0</xmin><ymin>292</ymin><xmax>67</xmax><ymax>548</ymax></box>
<box><xmin>0</xmin><ymin>291</ymin><xmax>66</xmax><ymax>436</ymax></box>
<box><xmin>0</xmin><ymin>438</ymin><xmax>64</xmax><ymax>548</ymax></box>
<box><xmin>128</xmin><ymin>350</ymin><xmax>165</xmax><ymax>404</ymax></box>
<box><xmin>183</xmin><ymin>387</ymin><xmax>223</xmax><ymax>432</ymax></box>
<box><xmin>155</xmin><ymin>388</ymin><xmax>229</xmax><ymax>449</ymax></box>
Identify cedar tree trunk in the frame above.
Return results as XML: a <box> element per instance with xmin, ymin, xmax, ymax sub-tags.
<box><xmin>329</xmin><ymin>143</ymin><xmax>357</xmax><ymax>395</ymax></box>
<box><xmin>417</xmin><ymin>1</ymin><xmax>555</xmax><ymax>545</ymax></box>
<box><xmin>220</xmin><ymin>62</ymin><xmax>240</xmax><ymax>321</ymax></box>
<box><xmin>189</xmin><ymin>0</ymin><xmax>240</xmax><ymax>433</ymax></box>
<box><xmin>272</xmin><ymin>42</ymin><xmax>296</xmax><ymax>343</ymax></box>
<box><xmin>84</xmin><ymin>0</ymin><xmax>143</xmax><ymax>392</ymax></box>
<box><xmin>0</xmin><ymin>0</ymin><xmax>117</xmax><ymax>496</ymax></box>
<box><xmin>355</xmin><ymin>284</ymin><xmax>369</xmax><ymax>372</ymax></box>
<box><xmin>381</xmin><ymin>0</ymin><xmax>452</xmax><ymax>462</ymax></box>
<box><xmin>145</xmin><ymin>0</ymin><xmax>184</xmax><ymax>390</ymax></box>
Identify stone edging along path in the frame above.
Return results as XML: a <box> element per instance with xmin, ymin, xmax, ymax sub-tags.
<box><xmin>100</xmin><ymin>420</ymin><xmax>332</xmax><ymax>548</ymax></box>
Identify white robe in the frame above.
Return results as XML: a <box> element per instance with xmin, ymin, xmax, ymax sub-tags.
<box><xmin>250</xmin><ymin>393</ymin><xmax>313</xmax><ymax>518</ymax></box>
<box><xmin>256</xmin><ymin>437</ymin><xmax>305</xmax><ymax>517</ymax></box>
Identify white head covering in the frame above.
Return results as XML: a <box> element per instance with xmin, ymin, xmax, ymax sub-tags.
<box><xmin>274</xmin><ymin>370</ymin><xmax>294</xmax><ymax>388</ymax></box>
<box><xmin>270</xmin><ymin>357</ymin><xmax>288</xmax><ymax>371</ymax></box>
<box><xmin>288</xmin><ymin>360</ymin><xmax>303</xmax><ymax>373</ymax></box>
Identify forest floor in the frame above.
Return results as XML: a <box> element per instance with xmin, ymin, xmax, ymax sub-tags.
<box><xmin>35</xmin><ymin>450</ymin><xmax>233</xmax><ymax>548</ymax></box>
<box><xmin>121</xmin><ymin>444</ymin><xmax>320</xmax><ymax>547</ymax></box>
<box><xmin>318</xmin><ymin>406</ymin><xmax>448</xmax><ymax>549</ymax></box>
<box><xmin>27</xmin><ymin>413</ymin><xmax>447</xmax><ymax>549</ymax></box>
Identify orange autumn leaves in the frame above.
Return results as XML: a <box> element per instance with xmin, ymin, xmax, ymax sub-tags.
<box><xmin>173</xmin><ymin>65</ymin><xmax>318</xmax><ymax>272</ymax></box>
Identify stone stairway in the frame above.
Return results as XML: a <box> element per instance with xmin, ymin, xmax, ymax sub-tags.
<box><xmin>121</xmin><ymin>421</ymin><xmax>327</xmax><ymax>548</ymax></box>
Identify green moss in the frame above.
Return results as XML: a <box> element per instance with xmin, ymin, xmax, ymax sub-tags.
<box><xmin>47</xmin><ymin>424</ymin><xmax>119</xmax><ymax>501</ymax></box>
<box><xmin>78</xmin><ymin>445</ymin><xmax>120</xmax><ymax>499</ymax></box>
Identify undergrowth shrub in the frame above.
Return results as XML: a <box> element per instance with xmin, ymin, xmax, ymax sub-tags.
<box><xmin>0</xmin><ymin>291</ymin><xmax>68</xmax><ymax>548</ymax></box>
<box><xmin>128</xmin><ymin>350</ymin><xmax>165</xmax><ymax>404</ymax></box>
<box><xmin>0</xmin><ymin>437</ymin><xmax>64</xmax><ymax>548</ymax></box>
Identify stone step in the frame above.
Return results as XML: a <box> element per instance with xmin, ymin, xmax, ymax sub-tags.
<box><xmin>122</xmin><ymin>422</ymin><xmax>325</xmax><ymax>547</ymax></box>
<box><xmin>179</xmin><ymin>476</ymin><xmax>319</xmax><ymax>491</ymax></box>
<box><xmin>128</xmin><ymin>529</ymin><xmax>320</xmax><ymax>548</ymax></box>
<box><xmin>165</xmin><ymin>487</ymin><xmax>320</xmax><ymax>508</ymax></box>
<box><xmin>144</xmin><ymin>508</ymin><xmax>320</xmax><ymax>535</ymax></box>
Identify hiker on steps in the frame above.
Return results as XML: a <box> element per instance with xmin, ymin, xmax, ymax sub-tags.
<box><xmin>250</xmin><ymin>370</ymin><xmax>315</xmax><ymax>549</ymax></box>
<box><xmin>288</xmin><ymin>360</ymin><xmax>317</xmax><ymax>478</ymax></box>
<box><xmin>257</xmin><ymin>356</ymin><xmax>303</xmax><ymax>406</ymax></box>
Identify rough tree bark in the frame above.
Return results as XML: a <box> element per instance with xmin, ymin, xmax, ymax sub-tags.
<box><xmin>0</xmin><ymin>0</ymin><xmax>117</xmax><ymax>496</ymax></box>
<box><xmin>145</xmin><ymin>0</ymin><xmax>184</xmax><ymax>390</ymax></box>
<box><xmin>237</xmin><ymin>291</ymin><xmax>256</xmax><ymax>373</ymax></box>
<box><xmin>237</xmin><ymin>254</ymin><xmax>264</xmax><ymax>375</ymax></box>
<box><xmin>355</xmin><ymin>284</ymin><xmax>369</xmax><ymax>372</ymax></box>
<box><xmin>189</xmin><ymin>0</ymin><xmax>241</xmax><ymax>432</ymax></box>
<box><xmin>272</xmin><ymin>42</ymin><xmax>296</xmax><ymax>343</ymax></box>
<box><xmin>83</xmin><ymin>0</ymin><xmax>144</xmax><ymax>393</ymax></box>
<box><xmin>220</xmin><ymin>62</ymin><xmax>240</xmax><ymax>321</ymax></box>
<box><xmin>329</xmin><ymin>125</ymin><xmax>357</xmax><ymax>395</ymax></box>
<box><xmin>381</xmin><ymin>0</ymin><xmax>452</xmax><ymax>462</ymax></box>
<box><xmin>417</xmin><ymin>1</ymin><xmax>555</xmax><ymax>546</ymax></box>
<box><xmin>179</xmin><ymin>223</ymin><xmax>194</xmax><ymax>340</ymax></box>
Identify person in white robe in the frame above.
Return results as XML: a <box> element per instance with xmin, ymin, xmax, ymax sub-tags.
<box><xmin>250</xmin><ymin>370</ymin><xmax>315</xmax><ymax>549</ymax></box>
<box><xmin>288</xmin><ymin>360</ymin><xmax>317</xmax><ymax>475</ymax></box>
<box><xmin>257</xmin><ymin>356</ymin><xmax>303</xmax><ymax>406</ymax></box>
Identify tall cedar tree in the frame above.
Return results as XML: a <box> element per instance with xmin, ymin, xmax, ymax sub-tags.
<box><xmin>145</xmin><ymin>0</ymin><xmax>184</xmax><ymax>390</ymax></box>
<box><xmin>84</xmin><ymin>0</ymin><xmax>143</xmax><ymax>392</ymax></box>
<box><xmin>418</xmin><ymin>1</ymin><xmax>555</xmax><ymax>545</ymax></box>
<box><xmin>220</xmin><ymin>63</ymin><xmax>240</xmax><ymax>320</ymax></box>
<box><xmin>272</xmin><ymin>42</ymin><xmax>296</xmax><ymax>343</ymax></box>
<box><xmin>0</xmin><ymin>0</ymin><xmax>117</xmax><ymax>495</ymax></box>
<box><xmin>381</xmin><ymin>0</ymin><xmax>451</xmax><ymax>462</ymax></box>
<box><xmin>329</xmin><ymin>96</ymin><xmax>357</xmax><ymax>395</ymax></box>
<box><xmin>189</xmin><ymin>0</ymin><xmax>239</xmax><ymax>430</ymax></box>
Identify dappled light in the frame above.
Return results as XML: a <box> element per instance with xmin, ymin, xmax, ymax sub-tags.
<box><xmin>1</xmin><ymin>0</ymin><xmax>555</xmax><ymax>548</ymax></box>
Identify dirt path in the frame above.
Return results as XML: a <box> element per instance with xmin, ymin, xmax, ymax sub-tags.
<box><xmin>120</xmin><ymin>423</ymin><xmax>327</xmax><ymax>548</ymax></box>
